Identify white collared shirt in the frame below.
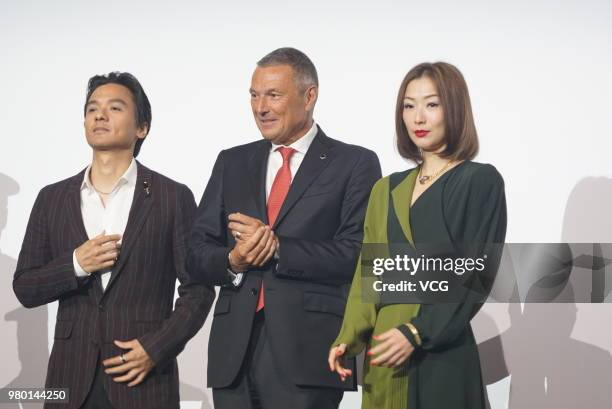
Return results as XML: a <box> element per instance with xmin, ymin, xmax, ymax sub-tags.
<box><xmin>72</xmin><ymin>159</ymin><xmax>137</xmax><ymax>290</ymax></box>
<box><xmin>265</xmin><ymin>121</ymin><xmax>318</xmax><ymax>199</ymax></box>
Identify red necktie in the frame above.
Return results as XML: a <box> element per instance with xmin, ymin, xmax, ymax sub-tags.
<box><xmin>256</xmin><ymin>146</ymin><xmax>296</xmax><ymax>311</ymax></box>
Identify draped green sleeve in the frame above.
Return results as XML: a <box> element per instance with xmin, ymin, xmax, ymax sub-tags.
<box><xmin>331</xmin><ymin>171</ymin><xmax>422</xmax><ymax>409</ymax></box>
<box><xmin>332</xmin><ymin>176</ymin><xmax>389</xmax><ymax>356</ymax></box>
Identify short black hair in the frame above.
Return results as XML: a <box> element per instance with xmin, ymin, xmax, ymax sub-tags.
<box><xmin>257</xmin><ymin>47</ymin><xmax>318</xmax><ymax>90</ymax></box>
<box><xmin>84</xmin><ymin>72</ymin><xmax>151</xmax><ymax>157</ymax></box>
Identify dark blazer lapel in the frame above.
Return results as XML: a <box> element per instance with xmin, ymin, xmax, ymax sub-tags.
<box><xmin>66</xmin><ymin>170</ymin><xmax>89</xmax><ymax>245</ymax></box>
<box><xmin>248</xmin><ymin>141</ymin><xmax>271</xmax><ymax>224</ymax></box>
<box><xmin>103</xmin><ymin>161</ymin><xmax>153</xmax><ymax>294</ymax></box>
<box><xmin>66</xmin><ymin>169</ymin><xmax>104</xmax><ymax>302</ymax></box>
<box><xmin>272</xmin><ymin>128</ymin><xmax>333</xmax><ymax>229</ymax></box>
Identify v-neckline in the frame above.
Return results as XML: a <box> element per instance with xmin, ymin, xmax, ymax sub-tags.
<box><xmin>410</xmin><ymin>161</ymin><xmax>466</xmax><ymax>209</ymax></box>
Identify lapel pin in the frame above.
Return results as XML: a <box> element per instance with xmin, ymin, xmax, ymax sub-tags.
<box><xmin>320</xmin><ymin>153</ymin><xmax>327</xmax><ymax>160</ymax></box>
<box><xmin>143</xmin><ymin>181</ymin><xmax>151</xmax><ymax>196</ymax></box>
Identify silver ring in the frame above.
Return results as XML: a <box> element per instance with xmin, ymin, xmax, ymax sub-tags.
<box><xmin>120</xmin><ymin>354</ymin><xmax>126</xmax><ymax>364</ymax></box>
<box><xmin>234</xmin><ymin>231</ymin><xmax>242</xmax><ymax>239</ymax></box>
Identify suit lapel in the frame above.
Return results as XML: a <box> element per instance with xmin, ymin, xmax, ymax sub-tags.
<box><xmin>248</xmin><ymin>141</ymin><xmax>271</xmax><ymax>224</ymax></box>
<box><xmin>66</xmin><ymin>170</ymin><xmax>89</xmax><ymax>245</ymax></box>
<box><xmin>66</xmin><ymin>169</ymin><xmax>104</xmax><ymax>302</ymax></box>
<box><xmin>103</xmin><ymin>162</ymin><xmax>154</xmax><ymax>295</ymax></box>
<box><xmin>390</xmin><ymin>169</ymin><xmax>417</xmax><ymax>245</ymax></box>
<box><xmin>272</xmin><ymin>129</ymin><xmax>333</xmax><ymax>229</ymax></box>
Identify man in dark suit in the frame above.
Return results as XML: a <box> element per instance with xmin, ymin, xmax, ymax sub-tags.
<box><xmin>187</xmin><ymin>48</ymin><xmax>381</xmax><ymax>409</ymax></box>
<box><xmin>13</xmin><ymin>72</ymin><xmax>214</xmax><ymax>409</ymax></box>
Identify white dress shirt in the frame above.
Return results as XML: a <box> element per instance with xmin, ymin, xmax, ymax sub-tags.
<box><xmin>230</xmin><ymin>122</ymin><xmax>318</xmax><ymax>286</ymax></box>
<box><xmin>265</xmin><ymin>121</ymin><xmax>318</xmax><ymax>199</ymax></box>
<box><xmin>72</xmin><ymin>159</ymin><xmax>137</xmax><ymax>290</ymax></box>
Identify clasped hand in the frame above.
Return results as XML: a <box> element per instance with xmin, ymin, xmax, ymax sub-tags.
<box><xmin>329</xmin><ymin>327</ymin><xmax>415</xmax><ymax>381</ymax></box>
<box><xmin>228</xmin><ymin>213</ymin><xmax>278</xmax><ymax>271</ymax></box>
<box><xmin>74</xmin><ymin>232</ymin><xmax>122</xmax><ymax>273</ymax></box>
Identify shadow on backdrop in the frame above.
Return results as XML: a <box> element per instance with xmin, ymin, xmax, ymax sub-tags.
<box><xmin>478</xmin><ymin>176</ymin><xmax>612</xmax><ymax>408</ymax></box>
<box><xmin>177</xmin><ymin>315</ymin><xmax>213</xmax><ymax>409</ymax></box>
<box><xmin>1</xmin><ymin>173</ymin><xmax>49</xmax><ymax>409</ymax></box>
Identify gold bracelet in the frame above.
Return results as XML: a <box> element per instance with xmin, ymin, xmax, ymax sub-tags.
<box><xmin>405</xmin><ymin>323</ymin><xmax>422</xmax><ymax>347</ymax></box>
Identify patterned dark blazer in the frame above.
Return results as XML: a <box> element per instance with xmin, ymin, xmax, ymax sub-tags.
<box><xmin>13</xmin><ymin>161</ymin><xmax>214</xmax><ymax>409</ymax></box>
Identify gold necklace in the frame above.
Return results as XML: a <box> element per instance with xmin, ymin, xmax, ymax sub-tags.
<box><xmin>418</xmin><ymin>161</ymin><xmax>453</xmax><ymax>185</ymax></box>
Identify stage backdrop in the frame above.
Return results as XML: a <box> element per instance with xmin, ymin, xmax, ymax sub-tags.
<box><xmin>1</xmin><ymin>0</ymin><xmax>611</xmax><ymax>407</ymax></box>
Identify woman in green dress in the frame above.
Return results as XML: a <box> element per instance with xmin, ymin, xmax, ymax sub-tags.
<box><xmin>328</xmin><ymin>62</ymin><xmax>507</xmax><ymax>409</ymax></box>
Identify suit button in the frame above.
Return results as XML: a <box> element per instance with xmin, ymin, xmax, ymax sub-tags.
<box><xmin>98</xmin><ymin>304</ymin><xmax>104</xmax><ymax>311</ymax></box>
<box><xmin>250</xmin><ymin>288</ymin><xmax>258</xmax><ymax>296</ymax></box>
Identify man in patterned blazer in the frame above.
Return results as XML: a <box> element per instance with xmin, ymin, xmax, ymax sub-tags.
<box><xmin>13</xmin><ymin>72</ymin><xmax>214</xmax><ymax>409</ymax></box>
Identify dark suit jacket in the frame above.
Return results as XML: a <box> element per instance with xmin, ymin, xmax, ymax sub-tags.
<box><xmin>187</xmin><ymin>127</ymin><xmax>381</xmax><ymax>390</ymax></box>
<box><xmin>13</xmin><ymin>162</ymin><xmax>214</xmax><ymax>409</ymax></box>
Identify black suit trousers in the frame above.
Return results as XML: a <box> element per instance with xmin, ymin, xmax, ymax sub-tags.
<box><xmin>213</xmin><ymin>311</ymin><xmax>343</xmax><ymax>409</ymax></box>
<box><xmin>80</xmin><ymin>358</ymin><xmax>114</xmax><ymax>409</ymax></box>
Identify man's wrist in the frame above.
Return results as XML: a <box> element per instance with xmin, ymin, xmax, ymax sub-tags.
<box><xmin>73</xmin><ymin>250</ymin><xmax>89</xmax><ymax>277</ymax></box>
<box><xmin>228</xmin><ymin>250</ymin><xmax>246</xmax><ymax>273</ymax></box>
<box><xmin>226</xmin><ymin>251</ymin><xmax>245</xmax><ymax>287</ymax></box>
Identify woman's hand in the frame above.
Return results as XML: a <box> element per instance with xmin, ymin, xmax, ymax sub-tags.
<box><xmin>368</xmin><ymin>328</ymin><xmax>414</xmax><ymax>367</ymax></box>
<box><xmin>328</xmin><ymin>344</ymin><xmax>353</xmax><ymax>381</ymax></box>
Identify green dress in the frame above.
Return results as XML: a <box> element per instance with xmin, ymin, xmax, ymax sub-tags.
<box><xmin>332</xmin><ymin>161</ymin><xmax>507</xmax><ymax>409</ymax></box>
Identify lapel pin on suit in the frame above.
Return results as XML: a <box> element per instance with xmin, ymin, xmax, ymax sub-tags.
<box><xmin>143</xmin><ymin>181</ymin><xmax>151</xmax><ymax>196</ymax></box>
<box><xmin>320</xmin><ymin>153</ymin><xmax>327</xmax><ymax>160</ymax></box>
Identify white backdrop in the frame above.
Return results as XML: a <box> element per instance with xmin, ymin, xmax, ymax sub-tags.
<box><xmin>1</xmin><ymin>0</ymin><xmax>611</xmax><ymax>408</ymax></box>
